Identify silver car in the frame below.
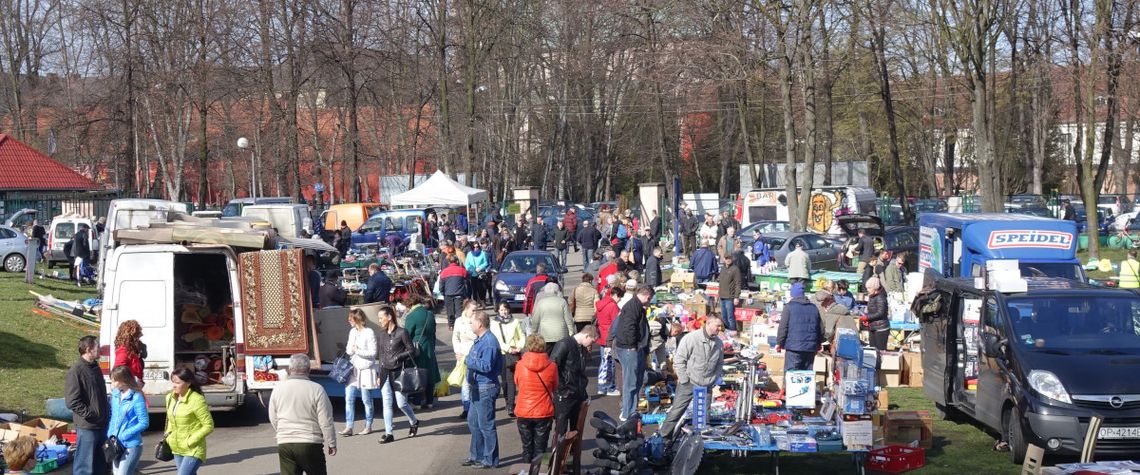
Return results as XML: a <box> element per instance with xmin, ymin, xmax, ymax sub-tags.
<box><xmin>0</xmin><ymin>225</ymin><xmax>30</xmax><ymax>272</ymax></box>
<box><xmin>754</xmin><ymin>231</ymin><xmax>840</xmax><ymax>271</ymax></box>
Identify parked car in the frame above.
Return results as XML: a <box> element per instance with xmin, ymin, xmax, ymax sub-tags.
<box><xmin>1071</xmin><ymin>204</ymin><xmax>1110</xmax><ymax>234</ymax></box>
<box><xmin>1110</xmin><ymin>211</ymin><xmax>1140</xmax><ymax>232</ymax></box>
<box><xmin>737</xmin><ymin>220</ymin><xmax>791</xmax><ymax>251</ymax></box>
<box><xmin>320</xmin><ymin>203</ymin><xmax>386</xmax><ymax>235</ymax></box>
<box><xmin>3</xmin><ymin>208</ymin><xmax>36</xmax><ymax>229</ymax></box>
<box><xmin>0</xmin><ymin>225</ymin><xmax>29</xmax><ymax>272</ymax></box>
<box><xmin>538</xmin><ymin>205</ymin><xmax>595</xmax><ymax>231</ymax></box>
<box><xmin>492</xmin><ymin>250</ymin><xmax>564</xmax><ymax>310</ymax></box>
<box><xmin>1004</xmin><ymin>204</ymin><xmax>1053</xmax><ymax>218</ymax></box>
<box><xmin>912</xmin><ymin>198</ymin><xmax>948</xmax><ymax>214</ymax></box>
<box><xmin>352</xmin><ymin>208</ymin><xmax>430</xmax><ymax>247</ymax></box>
<box><xmin>221</xmin><ymin>196</ymin><xmax>293</xmax><ymax>218</ymax></box>
<box><xmin>835</xmin><ymin>214</ymin><xmax>919</xmax><ymax>271</ymax></box>
<box><xmin>754</xmin><ymin>231</ymin><xmax>840</xmax><ymax>271</ymax></box>
<box><xmin>1098</xmin><ymin>194</ymin><xmax>1132</xmax><ymax>216</ymax></box>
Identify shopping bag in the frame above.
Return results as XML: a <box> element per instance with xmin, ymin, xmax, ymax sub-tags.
<box><xmin>328</xmin><ymin>354</ymin><xmax>353</xmax><ymax>384</ymax></box>
<box><xmin>446</xmin><ymin>360</ymin><xmax>467</xmax><ymax>387</ymax></box>
<box><xmin>433</xmin><ymin>380</ymin><xmax>450</xmax><ymax>397</ymax></box>
<box><xmin>393</xmin><ymin>363</ymin><xmax>427</xmax><ymax>394</ymax></box>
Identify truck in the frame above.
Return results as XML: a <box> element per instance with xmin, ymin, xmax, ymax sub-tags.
<box><xmin>917</xmin><ymin>213</ymin><xmax>1085</xmax><ymax>282</ymax></box>
<box><xmin>98</xmin><ymin>211</ymin><xmax>357</xmax><ymax>412</ymax></box>
<box><xmin>734</xmin><ymin>186</ymin><xmax>877</xmax><ymax>235</ymax></box>
<box><xmin>914</xmin><ymin>276</ymin><xmax>1140</xmax><ymax>463</ymax></box>
<box><xmin>241</xmin><ymin>203</ymin><xmax>313</xmax><ymax>239</ymax></box>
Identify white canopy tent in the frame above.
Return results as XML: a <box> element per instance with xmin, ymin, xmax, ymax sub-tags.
<box><xmin>389</xmin><ymin>170</ymin><xmax>488</xmax><ymax>207</ymax></box>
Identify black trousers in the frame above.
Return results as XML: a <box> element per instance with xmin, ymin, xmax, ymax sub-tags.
<box><xmin>278</xmin><ymin>443</ymin><xmax>326</xmax><ymax>475</ymax></box>
<box><xmin>870</xmin><ymin>329</ymin><xmax>890</xmax><ymax>353</ymax></box>
<box><xmin>554</xmin><ymin>397</ymin><xmax>585</xmax><ymax>440</ymax></box>
<box><xmin>517</xmin><ymin>417</ymin><xmax>553</xmax><ymax>463</ymax></box>
<box><xmin>574</xmin><ymin>322</ymin><xmax>590</xmax><ymax>333</ymax></box>
<box><xmin>500</xmin><ymin>355</ymin><xmax>518</xmax><ymax>413</ymax></box>
<box><xmin>445</xmin><ymin>295</ymin><xmax>464</xmax><ymax>326</ymax></box>
<box><xmin>469</xmin><ymin>276</ymin><xmax>486</xmax><ymax>304</ymax></box>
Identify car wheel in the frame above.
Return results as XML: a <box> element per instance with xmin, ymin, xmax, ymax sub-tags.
<box><xmin>1005</xmin><ymin>406</ymin><xmax>1028</xmax><ymax>464</ymax></box>
<box><xmin>4</xmin><ymin>253</ymin><xmax>25</xmax><ymax>273</ymax></box>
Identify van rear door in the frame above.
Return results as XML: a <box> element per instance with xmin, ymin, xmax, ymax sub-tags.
<box><xmin>105</xmin><ymin>250</ymin><xmax>175</xmax><ymax>396</ymax></box>
<box><xmin>918</xmin><ymin>287</ymin><xmax>956</xmax><ymax>406</ymax></box>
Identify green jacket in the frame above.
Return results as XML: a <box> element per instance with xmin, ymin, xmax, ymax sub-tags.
<box><xmin>403</xmin><ymin>304</ymin><xmax>441</xmax><ymax>385</ymax></box>
<box><xmin>164</xmin><ymin>390</ymin><xmax>214</xmax><ymax>462</ymax></box>
<box><xmin>883</xmin><ymin>263</ymin><xmax>906</xmax><ymax>294</ymax></box>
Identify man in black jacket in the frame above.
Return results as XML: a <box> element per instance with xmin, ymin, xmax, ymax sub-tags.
<box><xmin>531</xmin><ymin>221</ymin><xmax>548</xmax><ymax>250</ymax></box>
<box><xmin>612</xmin><ymin>285</ymin><xmax>652</xmax><ymax>420</ymax></box>
<box><xmin>70</xmin><ymin>223</ymin><xmax>92</xmax><ymax>284</ymax></box>
<box><xmin>365</xmin><ymin>263</ymin><xmax>393</xmax><ymax>304</ymax></box>
<box><xmin>577</xmin><ymin>220</ymin><xmax>601</xmax><ymax>268</ymax></box>
<box><xmin>648</xmin><ymin>210</ymin><xmax>662</xmax><ymax>248</ymax></box>
<box><xmin>66</xmin><ymin>335</ymin><xmax>109</xmax><ymax>475</ymax></box>
<box><xmin>549</xmin><ymin>325</ymin><xmax>598</xmax><ymax>438</ymax></box>
<box><xmin>644</xmin><ymin>247</ymin><xmax>663</xmax><ymax>287</ymax></box>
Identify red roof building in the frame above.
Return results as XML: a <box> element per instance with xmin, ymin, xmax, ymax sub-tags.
<box><xmin>0</xmin><ymin>134</ymin><xmax>101</xmax><ymax>192</ymax></box>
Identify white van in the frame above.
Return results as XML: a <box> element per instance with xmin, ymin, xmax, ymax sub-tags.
<box><xmin>46</xmin><ymin>215</ymin><xmax>93</xmax><ymax>267</ymax></box>
<box><xmin>96</xmin><ymin>199</ymin><xmax>189</xmax><ymax>292</ymax></box>
<box><xmin>99</xmin><ymin>241</ymin><xmax>327</xmax><ymax>411</ymax></box>
<box><xmin>241</xmin><ymin>204</ymin><xmax>312</xmax><ymax>239</ymax></box>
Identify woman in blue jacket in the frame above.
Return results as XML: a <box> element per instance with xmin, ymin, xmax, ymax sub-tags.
<box><xmin>465</xmin><ymin>240</ymin><xmax>492</xmax><ymax>307</ymax></box>
<box><xmin>107</xmin><ymin>365</ymin><xmax>150</xmax><ymax>475</ymax></box>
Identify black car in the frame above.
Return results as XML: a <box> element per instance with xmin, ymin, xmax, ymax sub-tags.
<box><xmin>835</xmin><ymin>214</ymin><xmax>918</xmax><ymax>271</ymax></box>
<box><xmin>915</xmin><ymin>277</ymin><xmax>1140</xmax><ymax>464</ymax></box>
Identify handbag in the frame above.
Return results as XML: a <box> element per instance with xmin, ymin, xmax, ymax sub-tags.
<box><xmin>103</xmin><ymin>435</ymin><xmax>125</xmax><ymax>464</ymax></box>
<box><xmin>393</xmin><ymin>361</ymin><xmax>428</xmax><ymax>394</ymax></box>
<box><xmin>329</xmin><ymin>353</ymin><xmax>353</xmax><ymax>385</ymax></box>
<box><xmin>154</xmin><ymin>436</ymin><xmax>174</xmax><ymax>462</ymax></box>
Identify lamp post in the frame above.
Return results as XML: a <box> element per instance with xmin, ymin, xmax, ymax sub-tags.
<box><xmin>237</xmin><ymin>137</ymin><xmax>256</xmax><ymax>198</ymax></box>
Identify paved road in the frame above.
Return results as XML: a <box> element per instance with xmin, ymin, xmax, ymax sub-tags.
<box><xmin>137</xmin><ymin>249</ymin><xmax>624</xmax><ymax>475</ymax></box>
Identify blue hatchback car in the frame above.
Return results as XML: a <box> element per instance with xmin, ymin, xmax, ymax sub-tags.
<box><xmin>492</xmin><ymin>250</ymin><xmax>565</xmax><ymax>310</ymax></box>
<box><xmin>351</xmin><ymin>209</ymin><xmax>429</xmax><ymax>247</ymax></box>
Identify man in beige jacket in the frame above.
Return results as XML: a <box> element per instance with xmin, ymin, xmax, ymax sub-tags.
<box><xmin>270</xmin><ymin>354</ymin><xmax>337</xmax><ymax>475</ymax></box>
<box><xmin>568</xmin><ymin>273</ymin><xmax>600</xmax><ymax>333</ymax></box>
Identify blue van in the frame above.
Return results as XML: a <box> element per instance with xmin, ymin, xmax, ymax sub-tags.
<box><xmin>351</xmin><ymin>208</ymin><xmax>429</xmax><ymax>247</ymax></box>
<box><xmin>918</xmin><ymin>213</ymin><xmax>1085</xmax><ymax>281</ymax></box>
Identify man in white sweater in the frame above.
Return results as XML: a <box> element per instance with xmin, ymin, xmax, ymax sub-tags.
<box><xmin>269</xmin><ymin>354</ymin><xmax>337</xmax><ymax>475</ymax></box>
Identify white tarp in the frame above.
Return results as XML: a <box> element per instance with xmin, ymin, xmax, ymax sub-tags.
<box><xmin>389</xmin><ymin>170</ymin><xmax>488</xmax><ymax>207</ymax></box>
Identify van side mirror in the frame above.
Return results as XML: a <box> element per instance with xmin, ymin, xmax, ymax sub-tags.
<box><xmin>982</xmin><ymin>333</ymin><xmax>1007</xmax><ymax>359</ymax></box>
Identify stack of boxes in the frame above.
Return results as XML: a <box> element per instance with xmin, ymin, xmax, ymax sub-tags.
<box><xmin>834</xmin><ymin>328</ymin><xmax>879</xmax><ymax>450</ymax></box>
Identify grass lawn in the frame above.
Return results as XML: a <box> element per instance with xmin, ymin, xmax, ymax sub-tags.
<box><xmin>1078</xmin><ymin>246</ymin><xmax>1129</xmax><ymax>281</ymax></box>
<box><xmin>0</xmin><ymin>264</ymin><xmax>99</xmax><ymax>416</ymax></box>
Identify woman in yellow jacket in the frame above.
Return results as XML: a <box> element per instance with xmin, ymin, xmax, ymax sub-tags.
<box><xmin>166</xmin><ymin>367</ymin><xmax>215</xmax><ymax>475</ymax></box>
<box><xmin>1121</xmin><ymin>250</ymin><xmax>1140</xmax><ymax>289</ymax></box>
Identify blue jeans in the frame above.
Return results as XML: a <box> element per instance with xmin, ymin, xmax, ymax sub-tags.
<box><xmin>173</xmin><ymin>454</ymin><xmax>203</xmax><ymax>475</ymax></box>
<box><xmin>597</xmin><ymin>346</ymin><xmax>616</xmax><ymax>393</ymax></box>
<box><xmin>461</xmin><ymin>379</ymin><xmax>471</xmax><ymax>412</ymax></box>
<box><xmin>112</xmin><ymin>445</ymin><xmax>143</xmax><ymax>475</ymax></box>
<box><xmin>614</xmin><ymin>347</ymin><xmax>645</xmax><ymax>419</ymax></box>
<box><xmin>719</xmin><ymin>298</ymin><xmax>737</xmax><ymax>332</ymax></box>
<box><xmin>344</xmin><ymin>384</ymin><xmax>374</xmax><ymax>430</ymax></box>
<box><xmin>583</xmin><ymin>248</ymin><xmax>595</xmax><ymax>267</ymax></box>
<box><xmin>381</xmin><ymin>378</ymin><xmax>418</xmax><ymax>435</ymax></box>
<box><xmin>74</xmin><ymin>427</ymin><xmax>106</xmax><ymax>475</ymax></box>
<box><xmin>468</xmin><ymin>383</ymin><xmax>500</xmax><ymax>467</ymax></box>
<box><xmin>556</xmin><ymin>248</ymin><xmax>568</xmax><ymax>269</ymax></box>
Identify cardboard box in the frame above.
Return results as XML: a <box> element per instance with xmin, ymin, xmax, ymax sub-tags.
<box><xmin>878</xmin><ymin>389</ymin><xmax>890</xmax><ymax>410</ymax></box>
<box><xmin>813</xmin><ymin>354</ymin><xmax>830</xmax><ymax>376</ymax></box>
<box><xmin>670</xmin><ymin>270</ymin><xmax>695</xmax><ymax>289</ymax></box>
<box><xmin>0</xmin><ymin>423</ymin><xmax>21</xmax><ymax>442</ymax></box>
<box><xmin>903</xmin><ymin>352</ymin><xmax>924</xmax><ymax>388</ymax></box>
<box><xmin>765</xmin><ymin>354</ymin><xmax>785</xmax><ymax>384</ymax></box>
<box><xmin>884</xmin><ymin>411</ymin><xmax>933</xmax><ymax>449</ymax></box>
<box><xmin>880</xmin><ymin>352</ymin><xmax>902</xmax><ymax>387</ymax></box>
<box><xmin>785</xmin><ymin>371</ymin><xmax>816</xmax><ymax>409</ymax></box>
<box><xmin>15</xmin><ymin>418</ymin><xmax>69</xmax><ymax>442</ymax></box>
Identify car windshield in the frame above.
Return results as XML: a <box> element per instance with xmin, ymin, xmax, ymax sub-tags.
<box><xmin>500</xmin><ymin>255</ymin><xmax>555</xmax><ymax>273</ymax></box>
<box><xmin>759</xmin><ymin>237</ymin><xmax>787</xmax><ymax>250</ymax></box>
<box><xmin>221</xmin><ymin>204</ymin><xmax>240</xmax><ymax>217</ymax></box>
<box><xmin>1099</xmin><ymin>196</ymin><xmax>1118</xmax><ymax>204</ymax></box>
<box><xmin>1007</xmin><ymin>296</ymin><xmax>1140</xmax><ymax>350</ymax></box>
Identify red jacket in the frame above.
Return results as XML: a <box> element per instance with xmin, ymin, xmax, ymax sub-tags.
<box><xmin>114</xmin><ymin>346</ymin><xmax>144</xmax><ymax>381</ymax></box>
<box><xmin>595</xmin><ymin>297</ymin><xmax>620</xmax><ymax>346</ymax></box>
<box><xmin>523</xmin><ymin>274</ymin><xmax>554</xmax><ymax>315</ymax></box>
<box><xmin>562</xmin><ymin>213</ymin><xmax>578</xmax><ymax>234</ymax></box>
<box><xmin>597</xmin><ymin>261</ymin><xmax>618</xmax><ymax>294</ymax></box>
<box><xmin>514</xmin><ymin>351</ymin><xmax>558</xmax><ymax>419</ymax></box>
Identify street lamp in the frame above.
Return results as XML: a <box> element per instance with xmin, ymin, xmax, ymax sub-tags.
<box><xmin>237</xmin><ymin>137</ymin><xmax>256</xmax><ymax>199</ymax></box>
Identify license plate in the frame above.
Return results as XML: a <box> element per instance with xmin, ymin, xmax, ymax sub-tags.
<box><xmin>1098</xmin><ymin>427</ymin><xmax>1140</xmax><ymax>440</ymax></box>
<box><xmin>514</xmin><ymin>294</ymin><xmax>525</xmax><ymax>301</ymax></box>
<box><xmin>143</xmin><ymin>369</ymin><xmax>168</xmax><ymax>381</ymax></box>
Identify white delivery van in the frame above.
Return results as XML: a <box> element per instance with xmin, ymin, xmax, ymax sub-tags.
<box><xmin>241</xmin><ymin>204</ymin><xmax>313</xmax><ymax>239</ymax></box>
<box><xmin>100</xmin><ymin>241</ymin><xmax>325</xmax><ymax>411</ymax></box>
<box><xmin>96</xmin><ymin>199</ymin><xmax>189</xmax><ymax>292</ymax></box>
<box><xmin>735</xmin><ymin>186</ymin><xmax>877</xmax><ymax>235</ymax></box>
<box><xmin>46</xmin><ymin>215</ymin><xmax>93</xmax><ymax>267</ymax></box>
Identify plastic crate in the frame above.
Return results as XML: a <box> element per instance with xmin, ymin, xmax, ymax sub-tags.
<box><xmin>59</xmin><ymin>432</ymin><xmax>77</xmax><ymax>444</ymax></box>
<box><xmin>865</xmin><ymin>445</ymin><xmax>925</xmax><ymax>474</ymax></box>
<box><xmin>735</xmin><ymin>307</ymin><xmax>761</xmax><ymax>322</ymax></box>
<box><xmin>30</xmin><ymin>458</ymin><xmax>58</xmax><ymax>474</ymax></box>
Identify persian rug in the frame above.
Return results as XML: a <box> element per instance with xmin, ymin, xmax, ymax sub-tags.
<box><xmin>239</xmin><ymin>249</ymin><xmax>311</xmax><ymax>355</ymax></box>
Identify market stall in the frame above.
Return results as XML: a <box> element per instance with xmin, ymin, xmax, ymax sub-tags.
<box><xmin>389</xmin><ymin>170</ymin><xmax>488</xmax><ymax>208</ymax></box>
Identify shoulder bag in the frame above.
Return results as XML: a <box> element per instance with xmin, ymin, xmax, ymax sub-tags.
<box><xmin>393</xmin><ymin>359</ymin><xmax>427</xmax><ymax>394</ymax></box>
<box><xmin>155</xmin><ymin>398</ymin><xmax>177</xmax><ymax>462</ymax></box>
<box><xmin>103</xmin><ymin>435</ymin><xmax>125</xmax><ymax>464</ymax></box>
<box><xmin>329</xmin><ymin>351</ymin><xmax>354</xmax><ymax>385</ymax></box>
<box><xmin>495</xmin><ymin>322</ymin><xmax>519</xmax><ymax>370</ymax></box>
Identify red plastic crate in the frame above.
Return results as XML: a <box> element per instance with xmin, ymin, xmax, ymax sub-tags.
<box><xmin>60</xmin><ymin>432</ymin><xmax>77</xmax><ymax>444</ymax></box>
<box><xmin>865</xmin><ymin>445</ymin><xmax>925</xmax><ymax>474</ymax></box>
<box><xmin>735</xmin><ymin>307</ymin><xmax>761</xmax><ymax>322</ymax></box>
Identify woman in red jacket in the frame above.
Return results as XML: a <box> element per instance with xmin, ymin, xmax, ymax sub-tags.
<box><xmin>514</xmin><ymin>334</ymin><xmax>558</xmax><ymax>464</ymax></box>
<box><xmin>594</xmin><ymin>287</ymin><xmax>622</xmax><ymax>396</ymax></box>
<box><xmin>113</xmin><ymin>320</ymin><xmax>146</xmax><ymax>384</ymax></box>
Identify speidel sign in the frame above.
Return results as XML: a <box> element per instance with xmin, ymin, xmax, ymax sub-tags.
<box><xmin>987</xmin><ymin>230</ymin><xmax>1074</xmax><ymax>250</ymax></box>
